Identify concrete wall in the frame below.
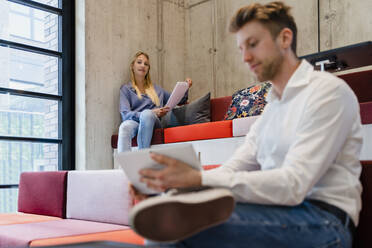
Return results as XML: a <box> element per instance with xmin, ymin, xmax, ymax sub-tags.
<box><xmin>76</xmin><ymin>0</ymin><xmax>185</xmax><ymax>170</ymax></box>
<box><xmin>319</xmin><ymin>0</ymin><xmax>372</xmax><ymax>50</ymax></box>
<box><xmin>76</xmin><ymin>0</ymin><xmax>372</xmax><ymax>170</ymax></box>
<box><xmin>162</xmin><ymin>1</ymin><xmax>186</xmax><ymax>92</ymax></box>
<box><xmin>184</xmin><ymin>0</ymin><xmax>372</xmax><ymax>99</ymax></box>
<box><xmin>76</xmin><ymin>0</ymin><xmax>159</xmax><ymax>170</ymax></box>
<box><xmin>184</xmin><ymin>0</ymin><xmax>318</xmax><ymax>99</ymax></box>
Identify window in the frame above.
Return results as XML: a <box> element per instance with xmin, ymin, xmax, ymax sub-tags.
<box><xmin>0</xmin><ymin>0</ymin><xmax>74</xmax><ymax>213</ymax></box>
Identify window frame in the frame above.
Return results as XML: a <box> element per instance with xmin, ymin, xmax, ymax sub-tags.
<box><xmin>0</xmin><ymin>0</ymin><xmax>75</xmax><ymax>191</ymax></box>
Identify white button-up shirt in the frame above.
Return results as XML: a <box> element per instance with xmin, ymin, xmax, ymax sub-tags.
<box><xmin>202</xmin><ymin>60</ymin><xmax>363</xmax><ymax>225</ymax></box>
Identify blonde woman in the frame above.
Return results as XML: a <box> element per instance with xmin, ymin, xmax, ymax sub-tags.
<box><xmin>118</xmin><ymin>51</ymin><xmax>192</xmax><ymax>153</ymax></box>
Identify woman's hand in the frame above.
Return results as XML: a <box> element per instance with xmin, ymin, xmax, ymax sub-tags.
<box><xmin>185</xmin><ymin>78</ymin><xmax>193</xmax><ymax>88</ymax></box>
<box><xmin>152</xmin><ymin>107</ymin><xmax>170</xmax><ymax>117</ymax></box>
<box><xmin>129</xmin><ymin>183</ymin><xmax>148</xmax><ymax>206</ymax></box>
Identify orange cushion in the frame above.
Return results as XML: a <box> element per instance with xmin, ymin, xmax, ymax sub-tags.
<box><xmin>0</xmin><ymin>213</ymin><xmax>61</xmax><ymax>225</ymax></box>
<box><xmin>203</xmin><ymin>165</ymin><xmax>221</xmax><ymax>170</ymax></box>
<box><xmin>164</xmin><ymin>120</ymin><xmax>232</xmax><ymax>143</ymax></box>
<box><xmin>30</xmin><ymin>229</ymin><xmax>144</xmax><ymax>246</ymax></box>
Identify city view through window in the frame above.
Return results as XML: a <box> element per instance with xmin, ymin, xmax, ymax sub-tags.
<box><xmin>0</xmin><ymin>0</ymin><xmax>60</xmax><ymax>212</ymax></box>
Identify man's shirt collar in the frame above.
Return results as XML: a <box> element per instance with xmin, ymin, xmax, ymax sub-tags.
<box><xmin>267</xmin><ymin>60</ymin><xmax>314</xmax><ymax>102</ymax></box>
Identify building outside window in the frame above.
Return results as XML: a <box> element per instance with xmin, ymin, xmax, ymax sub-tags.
<box><xmin>0</xmin><ymin>0</ymin><xmax>74</xmax><ymax>213</ymax></box>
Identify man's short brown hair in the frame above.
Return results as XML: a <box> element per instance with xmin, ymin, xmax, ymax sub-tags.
<box><xmin>229</xmin><ymin>1</ymin><xmax>297</xmax><ymax>54</ymax></box>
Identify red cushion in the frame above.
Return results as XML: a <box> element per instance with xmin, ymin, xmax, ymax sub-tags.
<box><xmin>164</xmin><ymin>120</ymin><xmax>232</xmax><ymax>143</ymax></box>
<box><xmin>360</xmin><ymin>102</ymin><xmax>372</xmax><ymax>124</ymax></box>
<box><xmin>18</xmin><ymin>171</ymin><xmax>68</xmax><ymax>218</ymax></box>
<box><xmin>111</xmin><ymin>128</ymin><xmax>164</xmax><ymax>148</ymax></box>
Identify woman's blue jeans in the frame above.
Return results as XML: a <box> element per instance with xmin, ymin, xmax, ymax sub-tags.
<box><xmin>148</xmin><ymin>201</ymin><xmax>353</xmax><ymax>248</ymax></box>
<box><xmin>118</xmin><ymin>109</ymin><xmax>161</xmax><ymax>153</ymax></box>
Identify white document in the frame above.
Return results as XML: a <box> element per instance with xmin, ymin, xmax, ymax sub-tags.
<box><xmin>114</xmin><ymin>144</ymin><xmax>201</xmax><ymax>195</ymax></box>
<box><xmin>165</xmin><ymin>81</ymin><xmax>189</xmax><ymax>109</ymax></box>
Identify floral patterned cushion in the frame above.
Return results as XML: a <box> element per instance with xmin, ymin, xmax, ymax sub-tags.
<box><xmin>224</xmin><ymin>82</ymin><xmax>271</xmax><ymax>120</ymax></box>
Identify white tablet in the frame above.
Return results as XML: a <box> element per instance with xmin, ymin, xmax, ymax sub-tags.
<box><xmin>165</xmin><ymin>81</ymin><xmax>189</xmax><ymax>109</ymax></box>
<box><xmin>114</xmin><ymin>144</ymin><xmax>201</xmax><ymax>195</ymax></box>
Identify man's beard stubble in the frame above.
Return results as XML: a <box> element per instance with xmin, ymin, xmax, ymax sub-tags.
<box><xmin>257</xmin><ymin>52</ymin><xmax>284</xmax><ymax>82</ymax></box>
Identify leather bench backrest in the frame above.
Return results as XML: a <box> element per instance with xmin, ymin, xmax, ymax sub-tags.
<box><xmin>18</xmin><ymin>171</ymin><xmax>67</xmax><ymax>218</ymax></box>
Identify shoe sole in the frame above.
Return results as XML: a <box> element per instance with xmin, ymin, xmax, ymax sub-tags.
<box><xmin>129</xmin><ymin>188</ymin><xmax>235</xmax><ymax>242</ymax></box>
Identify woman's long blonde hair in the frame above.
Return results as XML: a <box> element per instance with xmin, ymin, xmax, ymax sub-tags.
<box><xmin>130</xmin><ymin>51</ymin><xmax>160</xmax><ymax>106</ymax></box>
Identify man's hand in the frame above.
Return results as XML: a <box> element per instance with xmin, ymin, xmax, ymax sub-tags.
<box><xmin>152</xmin><ymin>107</ymin><xmax>170</xmax><ymax>117</ymax></box>
<box><xmin>129</xmin><ymin>183</ymin><xmax>148</xmax><ymax>206</ymax></box>
<box><xmin>139</xmin><ymin>152</ymin><xmax>202</xmax><ymax>192</ymax></box>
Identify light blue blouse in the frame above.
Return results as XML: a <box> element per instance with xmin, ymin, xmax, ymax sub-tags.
<box><xmin>119</xmin><ymin>83</ymin><xmax>188</xmax><ymax>122</ymax></box>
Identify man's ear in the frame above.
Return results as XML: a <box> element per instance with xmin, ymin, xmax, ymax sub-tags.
<box><xmin>277</xmin><ymin>27</ymin><xmax>293</xmax><ymax>50</ymax></box>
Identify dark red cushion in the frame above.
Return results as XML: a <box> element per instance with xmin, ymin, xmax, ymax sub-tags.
<box><xmin>18</xmin><ymin>171</ymin><xmax>67</xmax><ymax>218</ymax></box>
<box><xmin>111</xmin><ymin>128</ymin><xmax>164</xmax><ymax>149</ymax></box>
<box><xmin>210</xmin><ymin>96</ymin><xmax>232</xmax><ymax>122</ymax></box>
<box><xmin>338</xmin><ymin>70</ymin><xmax>372</xmax><ymax>103</ymax></box>
<box><xmin>360</xmin><ymin>102</ymin><xmax>372</xmax><ymax>125</ymax></box>
<box><xmin>354</xmin><ymin>161</ymin><xmax>372</xmax><ymax>248</ymax></box>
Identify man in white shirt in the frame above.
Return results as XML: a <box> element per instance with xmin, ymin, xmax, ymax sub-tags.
<box><xmin>132</xmin><ymin>2</ymin><xmax>363</xmax><ymax>247</ymax></box>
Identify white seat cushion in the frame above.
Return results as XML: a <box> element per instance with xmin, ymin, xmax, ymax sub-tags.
<box><xmin>232</xmin><ymin>116</ymin><xmax>259</xmax><ymax>137</ymax></box>
<box><xmin>66</xmin><ymin>170</ymin><xmax>130</xmax><ymax>225</ymax></box>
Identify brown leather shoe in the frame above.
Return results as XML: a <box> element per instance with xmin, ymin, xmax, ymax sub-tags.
<box><xmin>129</xmin><ymin>188</ymin><xmax>235</xmax><ymax>242</ymax></box>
